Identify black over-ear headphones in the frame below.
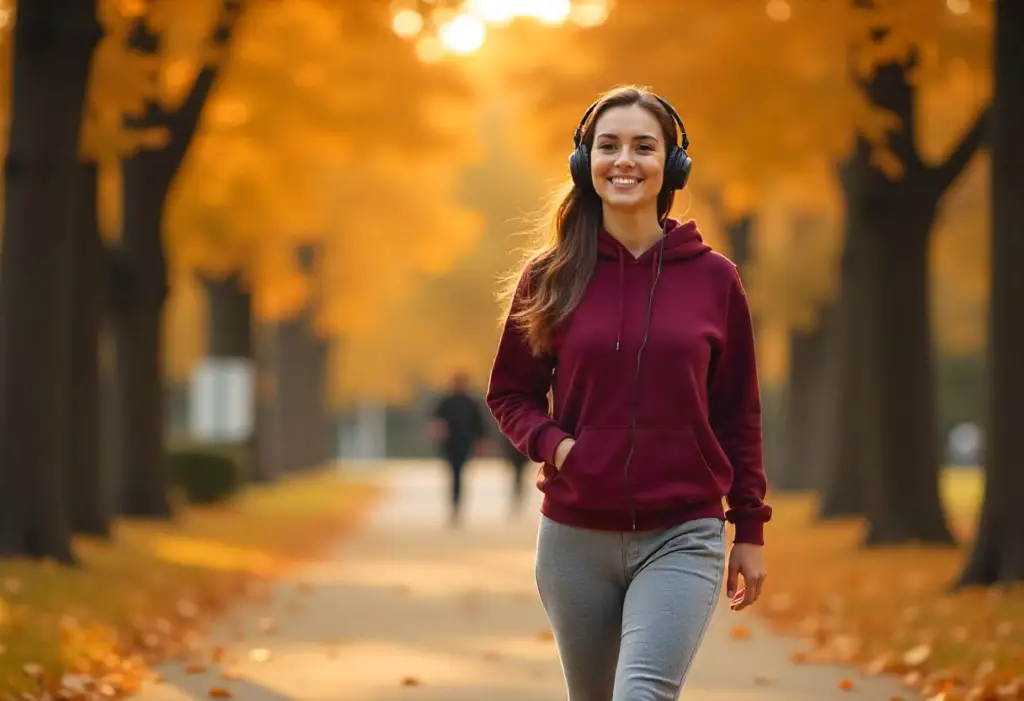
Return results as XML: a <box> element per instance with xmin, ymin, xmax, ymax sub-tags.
<box><xmin>568</xmin><ymin>93</ymin><xmax>692</xmax><ymax>192</ymax></box>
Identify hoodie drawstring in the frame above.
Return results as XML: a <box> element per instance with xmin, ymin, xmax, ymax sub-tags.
<box><xmin>616</xmin><ymin>249</ymin><xmax>624</xmax><ymax>351</ymax></box>
<box><xmin>614</xmin><ymin>245</ymin><xmax>662</xmax><ymax>352</ymax></box>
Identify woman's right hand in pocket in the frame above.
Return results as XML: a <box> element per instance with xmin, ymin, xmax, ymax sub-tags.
<box><xmin>553</xmin><ymin>437</ymin><xmax>576</xmax><ymax>470</ymax></box>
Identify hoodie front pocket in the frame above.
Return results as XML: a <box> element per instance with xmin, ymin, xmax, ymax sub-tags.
<box><xmin>629</xmin><ymin>426</ymin><xmax>722</xmax><ymax>508</ymax></box>
<box><xmin>554</xmin><ymin>426</ymin><xmax>631</xmax><ymax>511</ymax></box>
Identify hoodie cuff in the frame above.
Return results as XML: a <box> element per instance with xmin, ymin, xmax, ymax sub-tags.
<box><xmin>733</xmin><ymin>519</ymin><xmax>765</xmax><ymax>546</ymax></box>
<box><xmin>535</xmin><ymin>425</ymin><xmax>572</xmax><ymax>466</ymax></box>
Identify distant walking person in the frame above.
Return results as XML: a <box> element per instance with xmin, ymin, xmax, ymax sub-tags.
<box><xmin>487</xmin><ymin>86</ymin><xmax>771</xmax><ymax>700</ymax></box>
<box><xmin>497</xmin><ymin>429</ymin><xmax>531</xmax><ymax>516</ymax></box>
<box><xmin>430</xmin><ymin>371</ymin><xmax>486</xmax><ymax>527</ymax></box>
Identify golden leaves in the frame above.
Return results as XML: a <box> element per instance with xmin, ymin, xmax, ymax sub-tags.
<box><xmin>749</xmin><ymin>491</ymin><xmax>1023</xmax><ymax>701</ymax></box>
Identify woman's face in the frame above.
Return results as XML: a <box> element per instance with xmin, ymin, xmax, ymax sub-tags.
<box><xmin>589</xmin><ymin>103</ymin><xmax>666</xmax><ymax>214</ymax></box>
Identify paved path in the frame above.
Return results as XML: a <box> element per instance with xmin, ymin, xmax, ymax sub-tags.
<box><xmin>141</xmin><ymin>460</ymin><xmax>920</xmax><ymax>700</ymax></box>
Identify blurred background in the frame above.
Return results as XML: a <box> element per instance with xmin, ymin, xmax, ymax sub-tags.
<box><xmin>0</xmin><ymin>0</ymin><xmax>1017</xmax><ymax>582</ymax></box>
<box><xmin>1</xmin><ymin>2</ymin><xmax>1022</xmax><ymax>695</ymax></box>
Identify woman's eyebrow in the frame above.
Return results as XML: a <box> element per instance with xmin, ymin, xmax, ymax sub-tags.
<box><xmin>595</xmin><ymin>132</ymin><xmax>660</xmax><ymax>141</ymax></box>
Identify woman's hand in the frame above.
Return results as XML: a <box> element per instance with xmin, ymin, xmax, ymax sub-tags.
<box><xmin>553</xmin><ymin>438</ymin><xmax>576</xmax><ymax>470</ymax></box>
<box><xmin>726</xmin><ymin>543</ymin><xmax>766</xmax><ymax>611</ymax></box>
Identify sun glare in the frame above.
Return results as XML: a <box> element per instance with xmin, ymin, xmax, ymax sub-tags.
<box><xmin>439</xmin><ymin>14</ymin><xmax>487</xmax><ymax>55</ymax></box>
<box><xmin>468</xmin><ymin>0</ymin><xmax>516</xmax><ymax>25</ymax></box>
<box><xmin>570</xmin><ymin>0</ymin><xmax>610</xmax><ymax>27</ymax></box>
<box><xmin>393</xmin><ymin>0</ymin><xmax>613</xmax><ymax>61</ymax></box>
<box><xmin>522</xmin><ymin>0</ymin><xmax>572</xmax><ymax>24</ymax></box>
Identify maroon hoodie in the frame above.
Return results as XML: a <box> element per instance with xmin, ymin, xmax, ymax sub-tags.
<box><xmin>486</xmin><ymin>218</ymin><xmax>772</xmax><ymax>544</ymax></box>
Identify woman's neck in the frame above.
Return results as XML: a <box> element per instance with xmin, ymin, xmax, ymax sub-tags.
<box><xmin>602</xmin><ymin>207</ymin><xmax>664</xmax><ymax>258</ymax></box>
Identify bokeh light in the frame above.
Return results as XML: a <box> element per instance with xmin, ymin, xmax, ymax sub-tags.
<box><xmin>765</xmin><ymin>0</ymin><xmax>792</xmax><ymax>23</ymax></box>
<box><xmin>392</xmin><ymin>9</ymin><xmax>424</xmax><ymax>38</ymax></box>
<box><xmin>947</xmin><ymin>0</ymin><xmax>971</xmax><ymax>15</ymax></box>
<box><xmin>390</xmin><ymin>0</ymin><xmax>614</xmax><ymax>61</ymax></box>
<box><xmin>439</xmin><ymin>13</ymin><xmax>487</xmax><ymax>54</ymax></box>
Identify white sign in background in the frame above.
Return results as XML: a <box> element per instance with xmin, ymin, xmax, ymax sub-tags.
<box><xmin>189</xmin><ymin>357</ymin><xmax>255</xmax><ymax>443</ymax></box>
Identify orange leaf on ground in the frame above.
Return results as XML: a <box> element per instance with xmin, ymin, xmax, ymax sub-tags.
<box><xmin>729</xmin><ymin>625</ymin><xmax>752</xmax><ymax>641</ymax></box>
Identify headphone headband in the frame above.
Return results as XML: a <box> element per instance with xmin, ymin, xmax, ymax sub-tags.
<box><xmin>572</xmin><ymin>94</ymin><xmax>689</xmax><ymax>151</ymax></box>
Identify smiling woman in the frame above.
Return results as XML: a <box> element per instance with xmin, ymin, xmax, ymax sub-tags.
<box><xmin>486</xmin><ymin>84</ymin><xmax>772</xmax><ymax>700</ymax></box>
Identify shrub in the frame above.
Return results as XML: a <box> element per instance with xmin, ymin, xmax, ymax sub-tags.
<box><xmin>168</xmin><ymin>446</ymin><xmax>244</xmax><ymax>505</ymax></box>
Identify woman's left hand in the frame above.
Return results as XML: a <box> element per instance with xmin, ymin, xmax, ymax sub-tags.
<box><xmin>726</xmin><ymin>543</ymin><xmax>766</xmax><ymax>611</ymax></box>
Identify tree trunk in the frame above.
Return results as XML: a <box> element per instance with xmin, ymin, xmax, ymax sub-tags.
<box><xmin>205</xmin><ymin>273</ymin><xmax>253</xmax><ymax>359</ymax></box>
<box><xmin>114</xmin><ymin>11</ymin><xmax>236</xmax><ymax>517</ymax></box>
<box><xmin>724</xmin><ymin>214</ymin><xmax>755</xmax><ymax>270</ymax></box>
<box><xmin>817</xmin><ymin>51</ymin><xmax>987</xmax><ymax>542</ymax></box>
<box><xmin>202</xmin><ymin>272</ymin><xmax>264</xmax><ymax>481</ymax></box>
<box><xmin>276</xmin><ymin>313</ymin><xmax>317</xmax><ymax>471</ymax></box>
<box><xmin>98</xmin><ymin>331</ymin><xmax>124</xmax><ymax>514</ymax></box>
<box><xmin>253</xmin><ymin>323</ymin><xmax>284</xmax><ymax>481</ymax></box>
<box><xmin>957</xmin><ymin>0</ymin><xmax>1024</xmax><ymax>587</ymax></box>
<box><xmin>68</xmin><ymin>160</ymin><xmax>110</xmax><ymax>536</ymax></box>
<box><xmin>817</xmin><ymin>220</ymin><xmax>875</xmax><ymax>519</ymax></box>
<box><xmin>777</xmin><ymin>300</ymin><xmax>838</xmax><ymax>492</ymax></box>
<box><xmin>0</xmin><ymin>2</ymin><xmax>101</xmax><ymax>562</ymax></box>
<box><xmin>857</xmin><ymin>200</ymin><xmax>952</xmax><ymax>545</ymax></box>
<box><xmin>309</xmin><ymin>335</ymin><xmax>333</xmax><ymax>466</ymax></box>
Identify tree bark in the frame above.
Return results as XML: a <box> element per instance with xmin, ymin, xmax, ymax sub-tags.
<box><xmin>778</xmin><ymin>300</ymin><xmax>839</xmax><ymax>492</ymax></box>
<box><xmin>957</xmin><ymin>0</ymin><xmax>1024</xmax><ymax>587</ymax></box>
<box><xmin>856</xmin><ymin>193</ymin><xmax>951</xmax><ymax>544</ymax></box>
<box><xmin>0</xmin><ymin>2</ymin><xmax>101</xmax><ymax>562</ymax></box>
<box><xmin>202</xmin><ymin>272</ymin><xmax>265</xmax><ymax>481</ymax></box>
<box><xmin>68</xmin><ymin>160</ymin><xmax>110</xmax><ymax>536</ymax></box>
<box><xmin>113</xmin><ymin>8</ymin><xmax>237</xmax><ymax>517</ymax></box>
<box><xmin>724</xmin><ymin>214</ymin><xmax>755</xmax><ymax>270</ymax></box>
<box><xmin>817</xmin><ymin>220</ymin><xmax>875</xmax><ymax>519</ymax></box>
<box><xmin>275</xmin><ymin>312</ymin><xmax>326</xmax><ymax>471</ymax></box>
<box><xmin>254</xmin><ymin>323</ymin><xmax>284</xmax><ymax>481</ymax></box>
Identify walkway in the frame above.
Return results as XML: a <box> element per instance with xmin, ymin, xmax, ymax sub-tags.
<box><xmin>140</xmin><ymin>459</ymin><xmax>921</xmax><ymax>700</ymax></box>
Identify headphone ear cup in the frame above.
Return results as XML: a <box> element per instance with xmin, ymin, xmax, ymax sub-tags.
<box><xmin>569</xmin><ymin>144</ymin><xmax>592</xmax><ymax>189</ymax></box>
<box><xmin>664</xmin><ymin>146</ymin><xmax>692</xmax><ymax>191</ymax></box>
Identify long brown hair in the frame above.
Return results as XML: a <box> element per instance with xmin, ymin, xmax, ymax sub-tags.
<box><xmin>499</xmin><ymin>85</ymin><xmax>682</xmax><ymax>355</ymax></box>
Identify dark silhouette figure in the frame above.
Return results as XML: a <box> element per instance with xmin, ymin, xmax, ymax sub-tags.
<box><xmin>497</xmin><ymin>430</ymin><xmax>531</xmax><ymax>516</ymax></box>
<box><xmin>430</xmin><ymin>372</ymin><xmax>486</xmax><ymax>527</ymax></box>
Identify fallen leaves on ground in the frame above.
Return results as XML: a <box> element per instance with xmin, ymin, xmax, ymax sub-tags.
<box><xmin>748</xmin><ymin>477</ymin><xmax>1023</xmax><ymax>701</ymax></box>
<box><xmin>0</xmin><ymin>470</ymin><xmax>380</xmax><ymax>696</ymax></box>
<box><xmin>729</xmin><ymin>624</ymin><xmax>752</xmax><ymax>641</ymax></box>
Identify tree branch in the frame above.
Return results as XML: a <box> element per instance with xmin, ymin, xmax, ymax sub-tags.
<box><xmin>932</xmin><ymin>104</ymin><xmax>991</xmax><ymax>194</ymax></box>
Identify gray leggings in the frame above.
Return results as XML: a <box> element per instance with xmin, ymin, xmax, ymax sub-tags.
<box><xmin>535</xmin><ymin>515</ymin><xmax>726</xmax><ymax>701</ymax></box>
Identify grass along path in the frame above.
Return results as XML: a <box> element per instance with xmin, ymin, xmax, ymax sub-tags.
<box><xmin>0</xmin><ymin>467</ymin><xmax>380</xmax><ymax>697</ymax></box>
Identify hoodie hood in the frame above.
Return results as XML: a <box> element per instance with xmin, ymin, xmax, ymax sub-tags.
<box><xmin>596</xmin><ymin>218</ymin><xmax>712</xmax><ymax>350</ymax></box>
<box><xmin>597</xmin><ymin>218</ymin><xmax>711</xmax><ymax>262</ymax></box>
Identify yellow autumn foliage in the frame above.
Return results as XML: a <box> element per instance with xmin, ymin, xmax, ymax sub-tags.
<box><xmin>156</xmin><ymin>0</ymin><xmax>484</xmax><ymax>383</ymax></box>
